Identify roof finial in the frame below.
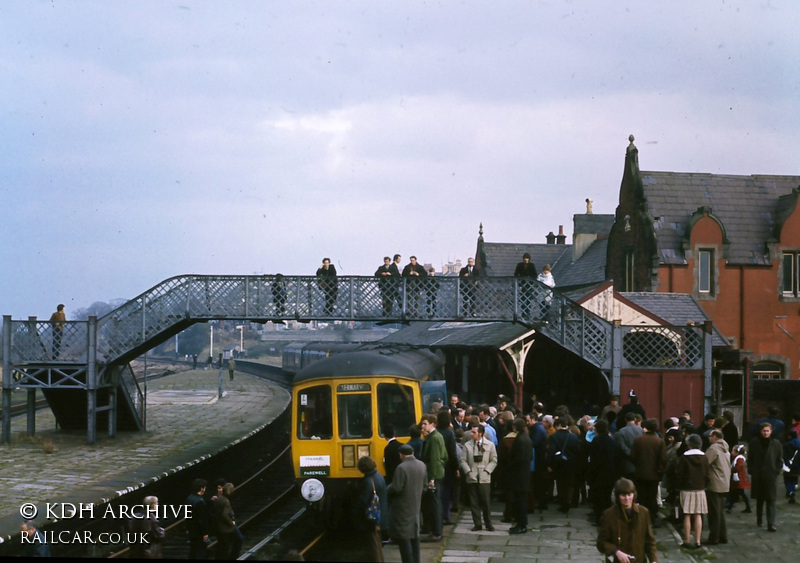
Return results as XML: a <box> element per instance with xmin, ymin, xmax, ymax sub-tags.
<box><xmin>626</xmin><ymin>134</ymin><xmax>638</xmax><ymax>159</ymax></box>
<box><xmin>479</xmin><ymin>223</ymin><xmax>484</xmax><ymax>237</ymax></box>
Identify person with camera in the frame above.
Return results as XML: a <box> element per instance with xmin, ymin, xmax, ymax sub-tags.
<box><xmin>460</xmin><ymin>423</ymin><xmax>498</xmax><ymax>531</ymax></box>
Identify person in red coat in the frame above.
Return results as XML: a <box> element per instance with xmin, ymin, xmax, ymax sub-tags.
<box><xmin>726</xmin><ymin>444</ymin><xmax>751</xmax><ymax>513</ymax></box>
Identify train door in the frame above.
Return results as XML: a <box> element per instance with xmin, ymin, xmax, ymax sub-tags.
<box><xmin>375</xmin><ymin>381</ymin><xmax>418</xmax><ymax>473</ymax></box>
<box><xmin>336</xmin><ymin>383</ymin><xmax>373</xmax><ymax>477</ymax></box>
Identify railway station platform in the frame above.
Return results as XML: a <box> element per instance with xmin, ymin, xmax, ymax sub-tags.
<box><xmin>415</xmin><ymin>494</ymin><xmax>800</xmax><ymax>563</ymax></box>
<box><xmin>0</xmin><ymin>368</ymin><xmax>289</xmax><ymax>541</ymax></box>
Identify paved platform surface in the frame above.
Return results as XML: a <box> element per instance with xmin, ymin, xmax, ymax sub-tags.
<box><xmin>0</xmin><ymin>368</ymin><xmax>290</xmax><ymax>541</ymax></box>
<box><xmin>406</xmin><ymin>494</ymin><xmax>800</xmax><ymax>563</ymax></box>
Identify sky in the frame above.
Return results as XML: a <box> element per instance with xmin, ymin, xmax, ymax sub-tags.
<box><xmin>2</xmin><ymin>1</ymin><xmax>799</xmax><ymax>320</ymax></box>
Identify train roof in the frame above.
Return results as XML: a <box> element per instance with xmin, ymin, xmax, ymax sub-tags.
<box><xmin>292</xmin><ymin>347</ymin><xmax>443</xmax><ymax>385</ymax></box>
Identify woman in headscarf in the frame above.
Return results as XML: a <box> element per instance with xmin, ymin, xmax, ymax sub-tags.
<box><xmin>355</xmin><ymin>456</ymin><xmax>387</xmax><ymax>562</ymax></box>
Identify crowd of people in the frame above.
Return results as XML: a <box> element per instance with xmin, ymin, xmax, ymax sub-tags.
<box><xmin>350</xmin><ymin>390</ymin><xmax>800</xmax><ymax>563</ymax></box>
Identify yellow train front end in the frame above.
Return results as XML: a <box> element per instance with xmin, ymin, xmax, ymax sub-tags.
<box><xmin>292</xmin><ymin>375</ymin><xmax>422</xmax><ymax>480</ymax></box>
<box><xmin>289</xmin><ymin>347</ymin><xmax>445</xmax><ymax>523</ymax></box>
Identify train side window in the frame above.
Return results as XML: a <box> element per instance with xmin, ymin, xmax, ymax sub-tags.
<box><xmin>377</xmin><ymin>383</ymin><xmax>416</xmax><ymax>438</ymax></box>
<box><xmin>297</xmin><ymin>385</ymin><xmax>333</xmax><ymax>440</ymax></box>
<box><xmin>338</xmin><ymin>394</ymin><xmax>372</xmax><ymax>439</ymax></box>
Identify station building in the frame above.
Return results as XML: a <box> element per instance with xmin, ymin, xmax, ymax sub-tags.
<box><xmin>390</xmin><ymin>136</ymin><xmax>800</xmax><ymax>426</ymax></box>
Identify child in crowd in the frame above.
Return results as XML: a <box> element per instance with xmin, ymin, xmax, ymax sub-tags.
<box><xmin>726</xmin><ymin>444</ymin><xmax>751</xmax><ymax>513</ymax></box>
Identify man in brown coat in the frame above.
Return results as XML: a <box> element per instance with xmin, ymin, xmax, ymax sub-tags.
<box><xmin>630</xmin><ymin>419</ymin><xmax>667</xmax><ymax>526</ymax></box>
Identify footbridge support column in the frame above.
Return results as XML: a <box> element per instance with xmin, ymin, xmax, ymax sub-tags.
<box><xmin>2</xmin><ymin>315</ymin><xmax>11</xmax><ymax>444</ymax></box>
<box><xmin>500</xmin><ymin>337</ymin><xmax>534</xmax><ymax>410</ymax></box>
<box><xmin>611</xmin><ymin>321</ymin><xmax>622</xmax><ymax>396</ymax></box>
<box><xmin>87</xmin><ymin>315</ymin><xmax>98</xmax><ymax>444</ymax></box>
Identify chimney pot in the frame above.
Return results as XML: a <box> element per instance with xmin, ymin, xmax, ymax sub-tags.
<box><xmin>556</xmin><ymin>225</ymin><xmax>566</xmax><ymax>245</ymax></box>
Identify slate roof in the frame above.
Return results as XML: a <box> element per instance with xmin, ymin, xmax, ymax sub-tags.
<box><xmin>555</xmin><ymin>238</ymin><xmax>609</xmax><ymax>288</ymax></box>
<box><xmin>641</xmin><ymin>172</ymin><xmax>800</xmax><ymax>265</ymax></box>
<box><xmin>478</xmin><ymin>214</ymin><xmax>613</xmax><ymax>289</ymax></box>
<box><xmin>620</xmin><ymin>292</ymin><xmax>729</xmax><ymax>347</ymax></box>
<box><xmin>480</xmin><ymin>242</ymin><xmax>572</xmax><ymax>278</ymax></box>
<box><xmin>380</xmin><ymin>321</ymin><xmax>533</xmax><ymax>349</ymax></box>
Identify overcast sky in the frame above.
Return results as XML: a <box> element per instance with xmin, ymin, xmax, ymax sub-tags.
<box><xmin>2</xmin><ymin>1</ymin><xmax>799</xmax><ymax>319</ymax></box>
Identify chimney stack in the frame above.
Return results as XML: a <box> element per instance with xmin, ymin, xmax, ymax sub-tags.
<box><xmin>546</xmin><ymin>231</ymin><xmax>556</xmax><ymax>244</ymax></box>
<box><xmin>556</xmin><ymin>225</ymin><xmax>566</xmax><ymax>245</ymax></box>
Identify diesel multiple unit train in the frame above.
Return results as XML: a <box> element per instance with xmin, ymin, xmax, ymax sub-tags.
<box><xmin>286</xmin><ymin>342</ymin><xmax>446</xmax><ymax>507</ymax></box>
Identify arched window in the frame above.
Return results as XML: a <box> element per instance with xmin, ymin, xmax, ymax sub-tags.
<box><xmin>751</xmin><ymin>361</ymin><xmax>784</xmax><ymax>380</ymax></box>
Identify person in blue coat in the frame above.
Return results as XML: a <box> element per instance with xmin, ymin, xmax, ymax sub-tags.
<box><xmin>356</xmin><ymin>456</ymin><xmax>388</xmax><ymax>562</ymax></box>
<box><xmin>782</xmin><ymin>429</ymin><xmax>800</xmax><ymax>503</ymax></box>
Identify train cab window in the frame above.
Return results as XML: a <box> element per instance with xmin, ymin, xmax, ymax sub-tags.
<box><xmin>338</xmin><ymin>394</ymin><xmax>372</xmax><ymax>439</ymax></box>
<box><xmin>297</xmin><ymin>385</ymin><xmax>333</xmax><ymax>440</ymax></box>
<box><xmin>377</xmin><ymin>383</ymin><xmax>416</xmax><ymax>438</ymax></box>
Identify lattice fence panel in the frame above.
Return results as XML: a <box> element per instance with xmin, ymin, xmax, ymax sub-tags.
<box><xmin>9</xmin><ymin>320</ymin><xmax>88</xmax><ymax>363</ymax></box>
<box><xmin>538</xmin><ymin>300</ymin><xmax>612</xmax><ymax>369</ymax></box>
<box><xmin>621</xmin><ymin>325</ymin><xmax>704</xmax><ymax>369</ymax></box>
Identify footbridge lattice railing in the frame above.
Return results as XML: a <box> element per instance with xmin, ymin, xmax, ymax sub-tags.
<box><xmin>5</xmin><ymin>274</ymin><xmax>711</xmax><ymax>372</ymax></box>
<box><xmin>3</xmin><ymin>274</ymin><xmax>712</xmax><ymax>443</ymax></box>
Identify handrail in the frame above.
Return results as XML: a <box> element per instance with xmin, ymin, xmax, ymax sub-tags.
<box><xmin>4</xmin><ymin>275</ymin><xmax>708</xmax><ymax>372</ymax></box>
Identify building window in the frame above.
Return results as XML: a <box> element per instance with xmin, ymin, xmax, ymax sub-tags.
<box><xmin>783</xmin><ymin>252</ymin><xmax>799</xmax><ymax>296</ymax></box>
<box><xmin>624</xmin><ymin>250</ymin><xmax>635</xmax><ymax>292</ymax></box>
<box><xmin>698</xmin><ymin>249</ymin><xmax>713</xmax><ymax>294</ymax></box>
<box><xmin>752</xmin><ymin>361</ymin><xmax>783</xmax><ymax>380</ymax></box>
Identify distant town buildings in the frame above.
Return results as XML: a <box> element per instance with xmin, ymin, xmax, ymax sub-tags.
<box><xmin>440</xmin><ymin>259</ymin><xmax>463</xmax><ymax>276</ymax></box>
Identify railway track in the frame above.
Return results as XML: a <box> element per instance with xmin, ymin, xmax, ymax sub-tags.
<box><xmin>0</xmin><ymin>360</ymin><xmax>326</xmax><ymax>559</ymax></box>
<box><xmin>108</xmin><ymin>443</ymin><xmax>317</xmax><ymax>560</ymax></box>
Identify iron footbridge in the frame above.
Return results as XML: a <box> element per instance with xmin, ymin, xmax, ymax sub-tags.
<box><xmin>3</xmin><ymin>274</ymin><xmax>711</xmax><ymax>443</ymax></box>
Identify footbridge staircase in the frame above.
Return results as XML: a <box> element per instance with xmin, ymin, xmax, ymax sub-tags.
<box><xmin>3</xmin><ymin>274</ymin><xmax>711</xmax><ymax>443</ymax></box>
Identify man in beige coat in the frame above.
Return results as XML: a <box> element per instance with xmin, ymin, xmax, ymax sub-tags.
<box><xmin>460</xmin><ymin>424</ymin><xmax>498</xmax><ymax>531</ymax></box>
<box><xmin>705</xmin><ymin>429</ymin><xmax>731</xmax><ymax>544</ymax></box>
